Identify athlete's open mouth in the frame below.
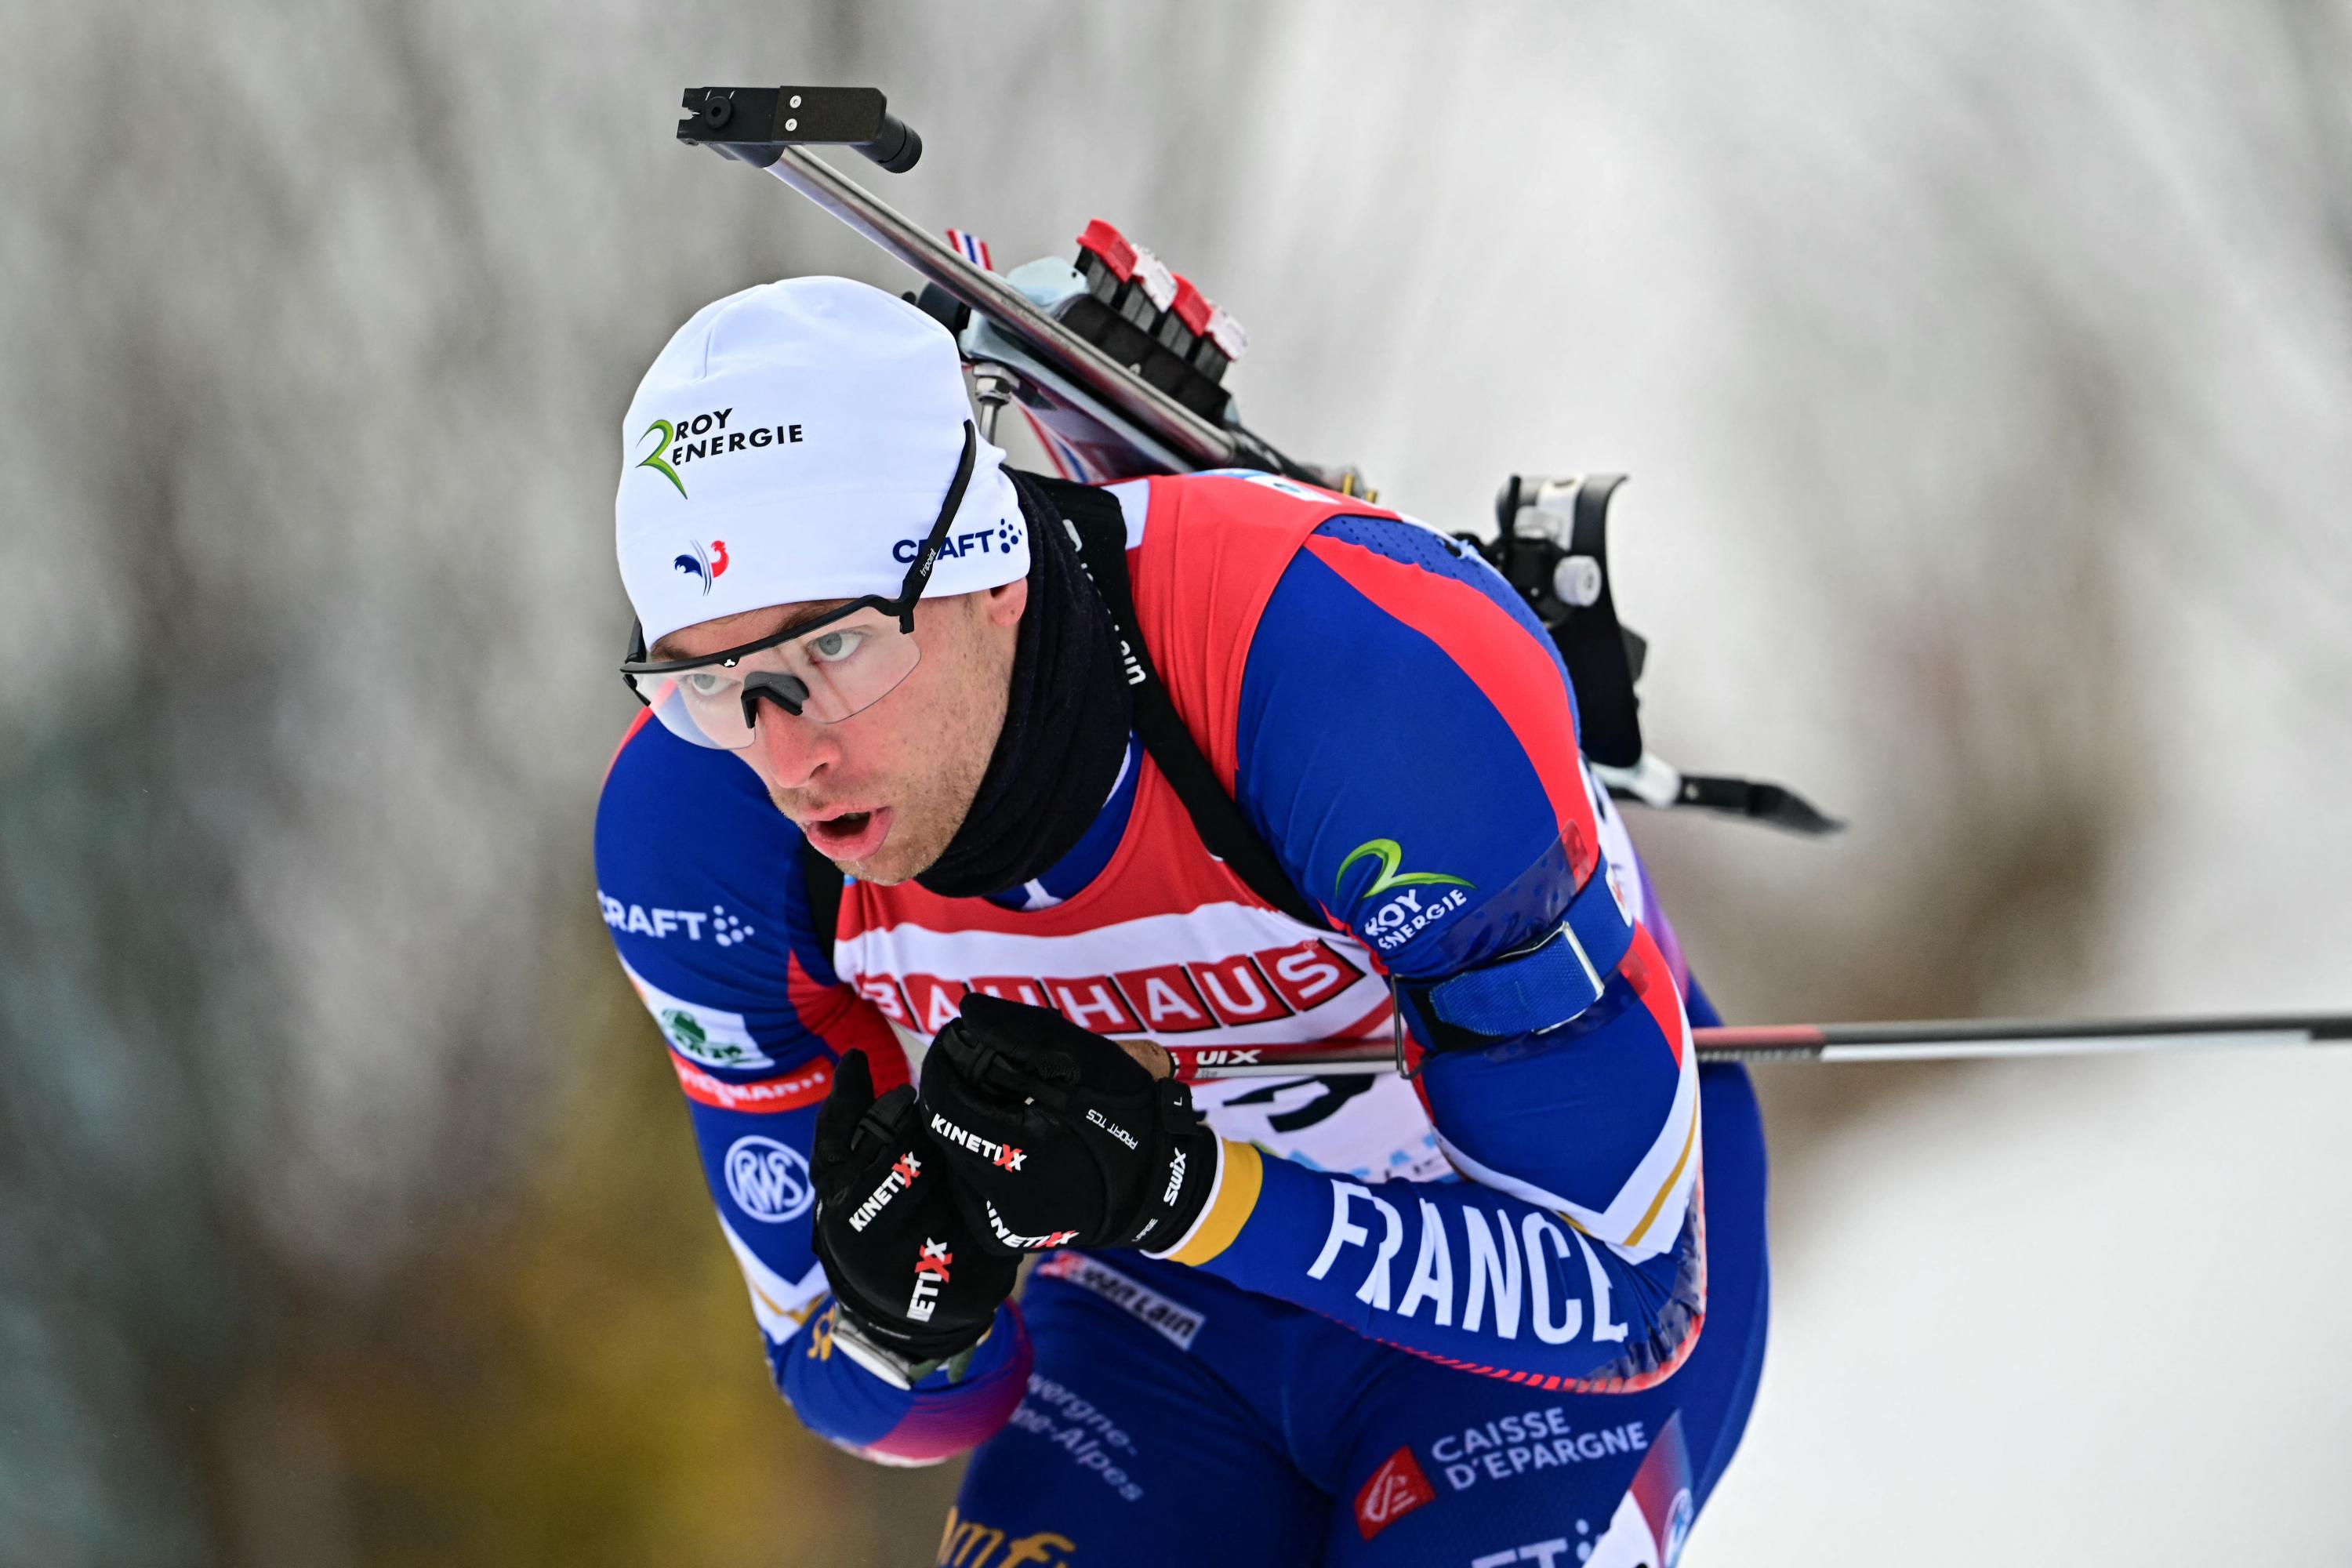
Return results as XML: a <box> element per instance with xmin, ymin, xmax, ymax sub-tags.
<box><xmin>805</xmin><ymin>807</ymin><xmax>892</xmax><ymax>862</ymax></box>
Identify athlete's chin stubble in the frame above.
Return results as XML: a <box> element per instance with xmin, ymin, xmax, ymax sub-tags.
<box><xmin>775</xmin><ymin>673</ymin><xmax>1007</xmax><ymax>887</ymax></box>
<box><xmin>774</xmin><ymin>734</ymin><xmax>990</xmax><ymax>885</ymax></box>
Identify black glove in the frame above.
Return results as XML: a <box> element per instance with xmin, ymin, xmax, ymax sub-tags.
<box><xmin>810</xmin><ymin>1050</ymin><xmax>1020</xmax><ymax>1381</ymax></box>
<box><xmin>919</xmin><ymin>993</ymin><xmax>1219</xmax><ymax>1255</ymax></box>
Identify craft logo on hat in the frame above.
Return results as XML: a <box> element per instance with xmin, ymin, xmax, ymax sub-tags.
<box><xmin>889</xmin><ymin>512</ymin><xmax>1025</xmax><ymax>564</ymax></box>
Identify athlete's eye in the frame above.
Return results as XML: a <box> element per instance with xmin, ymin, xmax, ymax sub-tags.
<box><xmin>806</xmin><ymin>629</ymin><xmax>866</xmax><ymax>664</ymax></box>
<box><xmin>681</xmin><ymin>670</ymin><xmax>731</xmax><ymax>699</ymax></box>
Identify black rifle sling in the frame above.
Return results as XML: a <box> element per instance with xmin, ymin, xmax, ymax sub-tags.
<box><xmin>1029</xmin><ymin>475</ymin><xmax>1327</xmax><ymax>931</ymax></box>
<box><xmin>797</xmin><ymin>477</ymin><xmax>1327</xmax><ymax>947</ymax></box>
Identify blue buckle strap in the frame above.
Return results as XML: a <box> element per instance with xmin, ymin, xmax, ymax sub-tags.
<box><xmin>1401</xmin><ymin>855</ymin><xmax>1636</xmax><ymax>1054</ymax></box>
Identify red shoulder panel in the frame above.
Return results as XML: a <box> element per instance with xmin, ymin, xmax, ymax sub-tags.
<box><xmin>1131</xmin><ymin>474</ymin><xmax>1399</xmax><ymax>790</ymax></box>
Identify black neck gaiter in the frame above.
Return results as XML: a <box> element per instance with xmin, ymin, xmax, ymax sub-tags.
<box><xmin>916</xmin><ymin>473</ymin><xmax>1133</xmax><ymax>899</ymax></box>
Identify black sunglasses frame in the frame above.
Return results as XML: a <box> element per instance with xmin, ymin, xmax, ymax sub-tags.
<box><xmin>619</xmin><ymin>419</ymin><xmax>981</xmax><ymax>693</ymax></box>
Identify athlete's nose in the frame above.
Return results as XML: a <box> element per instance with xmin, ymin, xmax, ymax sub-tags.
<box><xmin>753</xmin><ymin>699</ymin><xmax>836</xmax><ymax>791</ymax></box>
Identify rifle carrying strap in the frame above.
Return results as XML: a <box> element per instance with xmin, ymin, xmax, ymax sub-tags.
<box><xmin>1028</xmin><ymin>474</ymin><xmax>1327</xmax><ymax>931</ymax></box>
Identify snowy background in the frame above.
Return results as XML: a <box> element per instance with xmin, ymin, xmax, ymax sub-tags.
<box><xmin>3</xmin><ymin>2</ymin><xmax>2349</xmax><ymax>1563</ymax></box>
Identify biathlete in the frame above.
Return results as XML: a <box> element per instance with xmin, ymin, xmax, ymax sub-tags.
<box><xmin>594</xmin><ymin>275</ymin><xmax>1769</xmax><ymax>1567</ymax></box>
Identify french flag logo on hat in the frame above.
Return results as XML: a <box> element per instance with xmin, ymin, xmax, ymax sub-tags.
<box><xmin>672</xmin><ymin>539</ymin><xmax>729</xmax><ymax>594</ymax></box>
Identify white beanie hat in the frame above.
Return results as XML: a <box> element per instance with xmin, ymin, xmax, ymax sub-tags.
<box><xmin>615</xmin><ymin>275</ymin><xmax>1026</xmax><ymax>646</ymax></box>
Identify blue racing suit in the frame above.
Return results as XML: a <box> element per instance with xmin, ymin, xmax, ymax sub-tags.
<box><xmin>594</xmin><ymin>472</ymin><xmax>1769</xmax><ymax>1565</ymax></box>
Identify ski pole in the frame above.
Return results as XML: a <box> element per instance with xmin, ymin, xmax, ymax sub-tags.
<box><xmin>1163</xmin><ymin>1013</ymin><xmax>2352</xmax><ymax>1080</ymax></box>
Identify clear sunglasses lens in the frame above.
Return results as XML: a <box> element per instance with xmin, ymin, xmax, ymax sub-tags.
<box><xmin>630</xmin><ymin>610</ymin><xmax>921</xmax><ymax>749</ymax></box>
<box><xmin>630</xmin><ymin>670</ymin><xmax>750</xmax><ymax>750</ymax></box>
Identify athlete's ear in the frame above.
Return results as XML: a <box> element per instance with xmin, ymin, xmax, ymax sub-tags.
<box><xmin>979</xmin><ymin>575</ymin><xmax>1028</xmax><ymax>628</ymax></box>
